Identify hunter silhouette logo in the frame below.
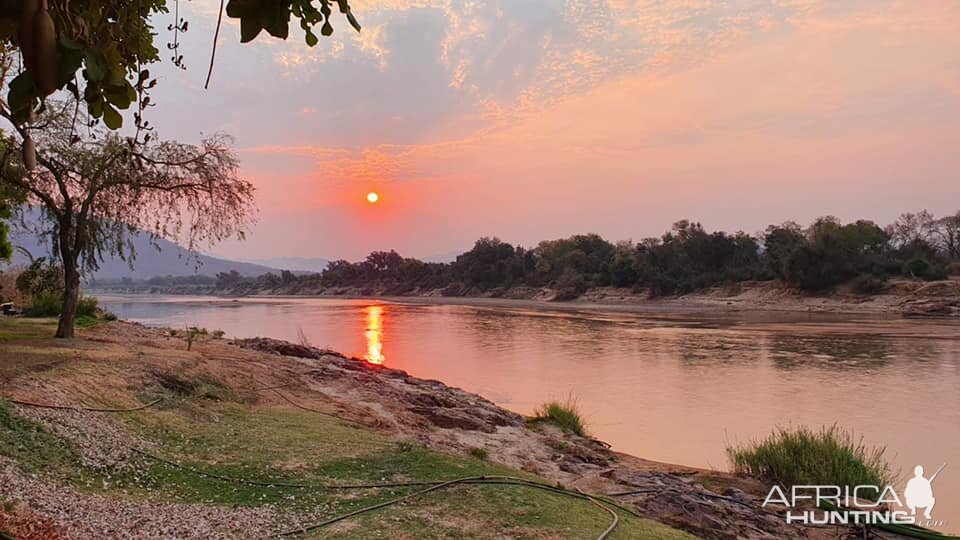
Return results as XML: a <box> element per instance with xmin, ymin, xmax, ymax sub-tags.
<box><xmin>763</xmin><ymin>462</ymin><xmax>948</xmax><ymax>527</ymax></box>
<box><xmin>904</xmin><ymin>463</ymin><xmax>944</xmax><ymax>520</ymax></box>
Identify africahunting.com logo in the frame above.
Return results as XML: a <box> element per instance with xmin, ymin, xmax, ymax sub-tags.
<box><xmin>763</xmin><ymin>463</ymin><xmax>947</xmax><ymax>528</ymax></box>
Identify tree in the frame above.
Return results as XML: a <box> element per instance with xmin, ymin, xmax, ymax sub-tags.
<box><xmin>886</xmin><ymin>211</ymin><xmax>937</xmax><ymax>250</ymax></box>
<box><xmin>0</xmin><ymin>135</ymin><xmax>26</xmax><ymax>260</ymax></box>
<box><xmin>533</xmin><ymin>234</ymin><xmax>615</xmax><ymax>286</ymax></box>
<box><xmin>0</xmin><ymin>0</ymin><xmax>361</xmax><ymax>128</ymax></box>
<box><xmin>0</xmin><ymin>189</ymin><xmax>14</xmax><ymax>261</ymax></box>
<box><xmin>761</xmin><ymin>222</ymin><xmax>805</xmax><ymax>279</ymax></box>
<box><xmin>0</xmin><ymin>1</ymin><xmax>360</xmax><ymax>271</ymax></box>
<box><xmin>364</xmin><ymin>250</ymin><xmax>403</xmax><ymax>277</ymax></box>
<box><xmin>783</xmin><ymin>218</ymin><xmax>888</xmax><ymax>291</ymax></box>
<box><xmin>453</xmin><ymin>237</ymin><xmax>522</xmax><ymax>290</ymax></box>
<box><xmin>0</xmin><ymin>103</ymin><xmax>255</xmax><ymax>338</ymax></box>
<box><xmin>609</xmin><ymin>241</ymin><xmax>639</xmax><ymax>287</ymax></box>
<box><xmin>934</xmin><ymin>212</ymin><xmax>960</xmax><ymax>260</ymax></box>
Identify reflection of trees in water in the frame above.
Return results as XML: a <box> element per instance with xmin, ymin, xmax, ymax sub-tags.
<box><xmin>465</xmin><ymin>309</ymin><xmax>523</xmax><ymax>353</ymax></box>
<box><xmin>767</xmin><ymin>334</ymin><xmax>907</xmax><ymax>370</ymax></box>
<box><xmin>675</xmin><ymin>332</ymin><xmax>766</xmax><ymax>365</ymax></box>
<box><xmin>464</xmin><ymin>309</ymin><xmax>629</xmax><ymax>358</ymax></box>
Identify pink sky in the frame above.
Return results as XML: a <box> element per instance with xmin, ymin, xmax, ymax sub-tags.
<box><xmin>146</xmin><ymin>0</ymin><xmax>960</xmax><ymax>261</ymax></box>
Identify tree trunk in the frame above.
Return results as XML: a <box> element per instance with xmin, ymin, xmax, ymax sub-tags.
<box><xmin>56</xmin><ymin>257</ymin><xmax>80</xmax><ymax>339</ymax></box>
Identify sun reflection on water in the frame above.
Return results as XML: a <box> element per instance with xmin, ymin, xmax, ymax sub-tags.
<box><xmin>363</xmin><ymin>305</ymin><xmax>386</xmax><ymax>364</ymax></box>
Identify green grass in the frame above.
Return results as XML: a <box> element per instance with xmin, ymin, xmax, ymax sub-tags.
<box><xmin>0</xmin><ymin>396</ymin><xmax>689</xmax><ymax>538</ymax></box>
<box><xmin>0</xmin><ymin>400</ymin><xmax>80</xmax><ymax>478</ymax></box>
<box><xmin>0</xmin><ymin>314</ymin><xmax>104</xmax><ymax>340</ymax></box>
<box><xmin>122</xmin><ymin>402</ymin><xmax>688</xmax><ymax>538</ymax></box>
<box><xmin>0</xmin><ymin>318</ymin><xmax>57</xmax><ymax>341</ymax></box>
<box><xmin>528</xmin><ymin>399</ymin><xmax>587</xmax><ymax>437</ymax></box>
<box><xmin>727</xmin><ymin>424</ymin><xmax>893</xmax><ymax>495</ymax></box>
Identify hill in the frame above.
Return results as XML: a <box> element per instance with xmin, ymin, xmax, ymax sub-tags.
<box><xmin>243</xmin><ymin>256</ymin><xmax>330</xmax><ymax>273</ymax></box>
<box><xmin>8</xmin><ymin>227</ymin><xmax>278</xmax><ymax>280</ymax></box>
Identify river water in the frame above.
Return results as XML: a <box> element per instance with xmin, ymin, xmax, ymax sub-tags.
<box><xmin>97</xmin><ymin>294</ymin><xmax>960</xmax><ymax>530</ymax></box>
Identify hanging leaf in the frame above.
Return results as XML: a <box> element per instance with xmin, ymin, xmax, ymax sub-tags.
<box><xmin>226</xmin><ymin>0</ymin><xmax>260</xmax><ymax>18</ymax></box>
<box><xmin>58</xmin><ymin>49</ymin><xmax>84</xmax><ymax>85</ymax></box>
<box><xmin>88</xmin><ymin>98</ymin><xmax>104</xmax><ymax>118</ymax></box>
<box><xmin>59</xmin><ymin>33</ymin><xmax>83</xmax><ymax>50</ymax></box>
<box><xmin>102</xmin><ymin>103</ymin><xmax>122</xmax><ymax>129</ymax></box>
<box><xmin>261</xmin><ymin>3</ymin><xmax>291</xmax><ymax>39</ymax></box>
<box><xmin>347</xmin><ymin>12</ymin><xmax>361</xmax><ymax>32</ymax></box>
<box><xmin>104</xmin><ymin>82</ymin><xmax>134</xmax><ymax>110</ymax></box>
<box><xmin>83</xmin><ymin>50</ymin><xmax>107</xmax><ymax>82</ymax></box>
<box><xmin>7</xmin><ymin>72</ymin><xmax>38</xmax><ymax>122</ymax></box>
<box><xmin>305</xmin><ymin>29</ymin><xmax>318</xmax><ymax>46</ymax></box>
<box><xmin>239</xmin><ymin>15</ymin><xmax>263</xmax><ymax>43</ymax></box>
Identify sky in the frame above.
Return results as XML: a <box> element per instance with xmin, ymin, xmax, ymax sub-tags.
<box><xmin>145</xmin><ymin>0</ymin><xmax>960</xmax><ymax>261</ymax></box>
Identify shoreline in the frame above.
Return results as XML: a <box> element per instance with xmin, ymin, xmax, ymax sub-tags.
<box><xmin>88</xmin><ymin>277</ymin><xmax>960</xmax><ymax>319</ymax></box>
<box><xmin>3</xmin><ymin>318</ymin><xmax>954</xmax><ymax>537</ymax></box>
<box><xmin>0</xmin><ymin>318</ymin><xmax>808</xmax><ymax>538</ymax></box>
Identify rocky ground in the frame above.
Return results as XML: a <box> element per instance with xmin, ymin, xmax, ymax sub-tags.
<box><xmin>0</xmin><ymin>321</ymin><xmax>914</xmax><ymax>539</ymax></box>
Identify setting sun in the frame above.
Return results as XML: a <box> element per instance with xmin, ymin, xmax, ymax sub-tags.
<box><xmin>366</xmin><ymin>192</ymin><xmax>379</xmax><ymax>204</ymax></box>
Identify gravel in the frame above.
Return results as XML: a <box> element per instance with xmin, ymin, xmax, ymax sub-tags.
<box><xmin>1</xmin><ymin>459</ymin><xmax>291</xmax><ymax>539</ymax></box>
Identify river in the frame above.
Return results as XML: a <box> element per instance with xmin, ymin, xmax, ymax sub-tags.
<box><xmin>97</xmin><ymin>294</ymin><xmax>960</xmax><ymax>530</ymax></box>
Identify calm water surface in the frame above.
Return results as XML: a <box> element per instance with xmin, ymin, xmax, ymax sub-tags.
<box><xmin>97</xmin><ymin>294</ymin><xmax>960</xmax><ymax>529</ymax></box>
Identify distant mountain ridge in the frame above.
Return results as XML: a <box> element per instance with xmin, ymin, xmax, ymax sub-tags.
<box><xmin>8</xmin><ymin>228</ymin><xmax>279</xmax><ymax>280</ymax></box>
<box><xmin>422</xmin><ymin>251</ymin><xmax>462</xmax><ymax>264</ymax></box>
<box><xmin>244</xmin><ymin>257</ymin><xmax>330</xmax><ymax>273</ymax></box>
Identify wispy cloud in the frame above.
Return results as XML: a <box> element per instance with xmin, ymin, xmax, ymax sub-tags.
<box><xmin>153</xmin><ymin>1</ymin><xmax>960</xmax><ymax>260</ymax></box>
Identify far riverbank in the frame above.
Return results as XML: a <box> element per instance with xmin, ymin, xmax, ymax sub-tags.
<box><xmin>89</xmin><ymin>277</ymin><xmax>960</xmax><ymax>318</ymax></box>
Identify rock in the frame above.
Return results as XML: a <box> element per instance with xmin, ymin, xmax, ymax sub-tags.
<box><xmin>722</xmin><ymin>487</ymin><xmax>749</xmax><ymax>501</ymax></box>
<box><xmin>901</xmin><ymin>299</ymin><xmax>959</xmax><ymax>317</ymax></box>
<box><xmin>231</xmin><ymin>337</ymin><xmax>344</xmax><ymax>359</ymax></box>
<box><xmin>408</xmin><ymin>406</ymin><xmax>495</xmax><ymax>432</ymax></box>
<box><xmin>604</xmin><ymin>469</ymin><xmax>802</xmax><ymax>539</ymax></box>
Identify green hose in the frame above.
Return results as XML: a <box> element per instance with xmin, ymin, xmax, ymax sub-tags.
<box><xmin>137</xmin><ymin>450</ymin><xmax>624</xmax><ymax>539</ymax></box>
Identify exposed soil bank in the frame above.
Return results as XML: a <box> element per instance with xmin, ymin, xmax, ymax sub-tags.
<box><xmin>91</xmin><ymin>278</ymin><xmax>960</xmax><ymax>318</ymax></box>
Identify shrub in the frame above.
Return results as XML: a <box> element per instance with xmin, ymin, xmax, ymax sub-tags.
<box><xmin>529</xmin><ymin>399</ymin><xmax>587</xmax><ymax>437</ymax></box>
<box><xmin>23</xmin><ymin>292</ymin><xmax>63</xmax><ymax>317</ymax></box>
<box><xmin>0</xmin><ymin>266</ymin><xmax>28</xmax><ymax>305</ymax></box>
<box><xmin>553</xmin><ymin>268</ymin><xmax>586</xmax><ymax>301</ymax></box>
<box><xmin>947</xmin><ymin>262</ymin><xmax>960</xmax><ymax>276</ymax></box>
<box><xmin>903</xmin><ymin>257</ymin><xmax>932</xmax><ymax>279</ymax></box>
<box><xmin>14</xmin><ymin>258</ymin><xmax>63</xmax><ymax>298</ymax></box>
<box><xmin>850</xmin><ymin>274</ymin><xmax>886</xmax><ymax>295</ymax></box>
<box><xmin>441</xmin><ymin>282</ymin><xmax>464</xmax><ymax>297</ymax></box>
<box><xmin>926</xmin><ymin>266</ymin><xmax>947</xmax><ymax>281</ymax></box>
<box><xmin>904</xmin><ymin>257</ymin><xmax>948</xmax><ymax>281</ymax></box>
<box><xmin>77</xmin><ymin>296</ymin><xmax>98</xmax><ymax>317</ymax></box>
<box><xmin>468</xmin><ymin>447</ymin><xmax>488</xmax><ymax>460</ymax></box>
<box><xmin>783</xmin><ymin>246</ymin><xmax>837</xmax><ymax>291</ymax></box>
<box><xmin>727</xmin><ymin>425</ymin><xmax>892</xmax><ymax>496</ymax></box>
<box><xmin>24</xmin><ymin>294</ymin><xmax>99</xmax><ymax>318</ymax></box>
<box><xmin>646</xmin><ymin>274</ymin><xmax>677</xmax><ymax>297</ymax></box>
<box><xmin>152</xmin><ymin>371</ymin><xmax>232</xmax><ymax>401</ymax></box>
